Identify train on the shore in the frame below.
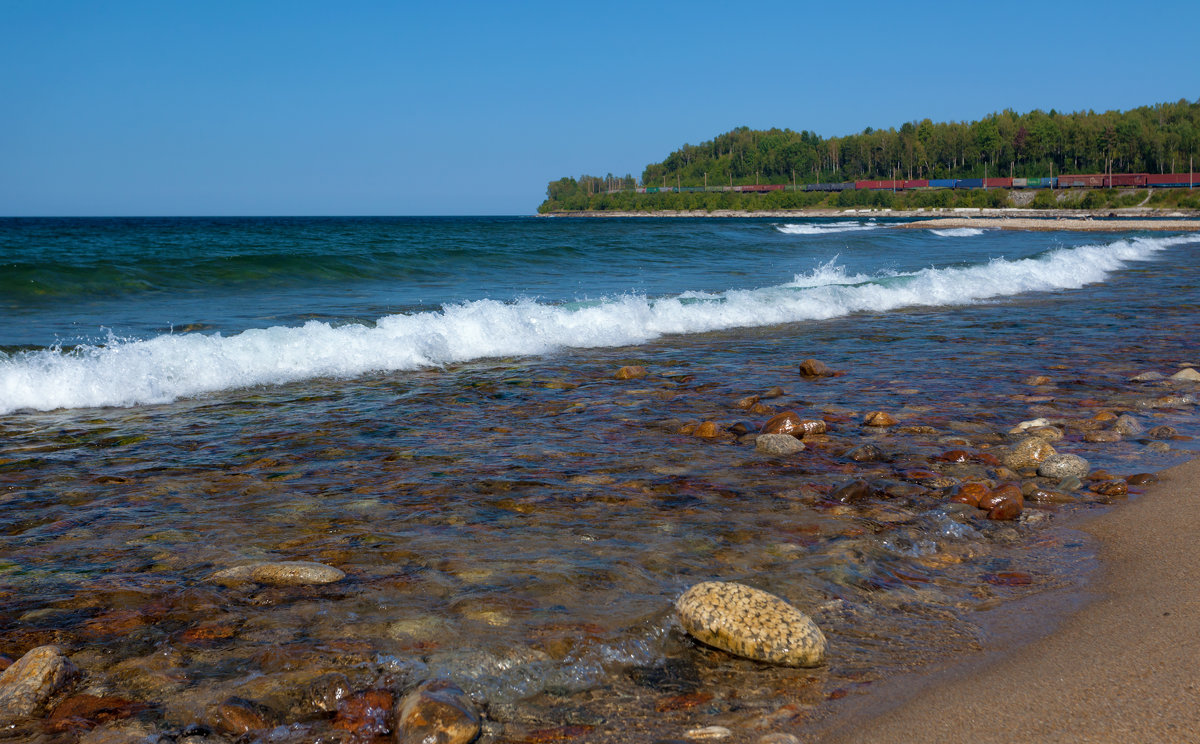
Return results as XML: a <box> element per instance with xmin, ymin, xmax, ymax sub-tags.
<box><xmin>633</xmin><ymin>172</ymin><xmax>1198</xmax><ymax>194</ymax></box>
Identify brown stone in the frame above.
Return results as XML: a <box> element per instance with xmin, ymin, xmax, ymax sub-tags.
<box><xmin>1024</xmin><ymin>375</ymin><xmax>1052</xmax><ymax>386</ymax></box>
<box><xmin>936</xmin><ymin>449</ymin><xmax>971</xmax><ymax>463</ymax></box>
<box><xmin>210</xmin><ymin>697</ymin><xmax>277</xmax><ymax>736</ymax></box>
<box><xmin>1147</xmin><ymin>426</ymin><xmax>1178</xmax><ymax>439</ymax></box>
<box><xmin>1004</xmin><ymin>437</ymin><xmax>1057</xmax><ymax>470</ymax></box>
<box><xmin>750</xmin><ymin>403</ymin><xmax>776</xmax><ymax>415</ymax></box>
<box><xmin>844</xmin><ymin>444</ymin><xmax>883</xmax><ymax>462</ymax></box>
<box><xmin>832</xmin><ymin>480</ymin><xmax>872</xmax><ymax>503</ymax></box>
<box><xmin>799</xmin><ymin>359</ymin><xmax>835</xmax><ymax>377</ymax></box>
<box><xmin>1127</xmin><ymin>473</ymin><xmax>1158</xmax><ymax>486</ymax></box>
<box><xmin>1093</xmin><ymin>480</ymin><xmax>1129</xmax><ymax>498</ymax></box>
<box><xmin>395</xmin><ymin>680</ymin><xmax>480</xmax><ymax>744</ymax></box>
<box><xmin>735</xmin><ymin>395</ymin><xmax>760</xmax><ymax>410</ymax></box>
<box><xmin>1084</xmin><ymin>430</ymin><xmax>1122</xmax><ymax>443</ymax></box>
<box><xmin>614</xmin><ymin>365</ymin><xmax>648</xmax><ymax>380</ymax></box>
<box><xmin>863</xmin><ymin>411</ymin><xmax>898</xmax><ymax>427</ymax></box>
<box><xmin>0</xmin><ymin>645</ymin><xmax>78</xmax><ymax>722</ymax></box>
<box><xmin>693</xmin><ymin>422</ymin><xmax>720</xmax><ymax>439</ymax></box>
<box><xmin>1092</xmin><ymin>410</ymin><xmax>1118</xmax><ymax>422</ymax></box>
<box><xmin>761</xmin><ymin>411</ymin><xmax>804</xmax><ymax>437</ymax></box>
<box><xmin>761</xmin><ymin>386</ymin><xmax>787</xmax><ymax>398</ymax></box>
<box><xmin>333</xmin><ymin>689</ymin><xmax>393</xmax><ymax>738</ymax></box>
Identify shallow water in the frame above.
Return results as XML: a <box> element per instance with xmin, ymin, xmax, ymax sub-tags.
<box><xmin>1</xmin><ymin>218</ymin><xmax>1198</xmax><ymax>742</ymax></box>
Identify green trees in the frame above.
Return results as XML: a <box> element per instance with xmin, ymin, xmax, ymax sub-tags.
<box><xmin>539</xmin><ymin>100</ymin><xmax>1200</xmax><ymax>212</ymax></box>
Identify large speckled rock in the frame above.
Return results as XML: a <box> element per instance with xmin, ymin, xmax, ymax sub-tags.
<box><xmin>395</xmin><ymin>680</ymin><xmax>480</xmax><ymax>744</ymax></box>
<box><xmin>0</xmin><ymin>645</ymin><xmax>78</xmax><ymax>722</ymax></box>
<box><xmin>675</xmin><ymin>582</ymin><xmax>826</xmax><ymax>667</ymax></box>
<box><xmin>1037</xmin><ymin>454</ymin><xmax>1090</xmax><ymax>480</ymax></box>
<box><xmin>1004</xmin><ymin>436</ymin><xmax>1057</xmax><ymax>470</ymax></box>
<box><xmin>209</xmin><ymin>561</ymin><xmax>345</xmax><ymax>586</ymax></box>
<box><xmin>755</xmin><ymin>434</ymin><xmax>805</xmax><ymax>456</ymax></box>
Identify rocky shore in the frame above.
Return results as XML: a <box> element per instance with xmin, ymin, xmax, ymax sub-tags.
<box><xmin>2</xmin><ymin>357</ymin><xmax>1197</xmax><ymax>743</ymax></box>
<box><xmin>899</xmin><ymin>217</ymin><xmax>1200</xmax><ymax>232</ymax></box>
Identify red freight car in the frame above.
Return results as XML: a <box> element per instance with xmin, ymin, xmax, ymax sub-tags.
<box><xmin>855</xmin><ymin>180</ymin><xmax>903</xmax><ymax>190</ymax></box>
<box><xmin>1147</xmin><ymin>173</ymin><xmax>1199</xmax><ymax>187</ymax></box>
<box><xmin>1058</xmin><ymin>174</ymin><xmax>1106</xmax><ymax>188</ymax></box>
<box><xmin>981</xmin><ymin>177</ymin><xmax>1013</xmax><ymax>188</ymax></box>
<box><xmin>902</xmin><ymin>179</ymin><xmax>930</xmax><ymax>189</ymax></box>
<box><xmin>1107</xmin><ymin>173</ymin><xmax>1148</xmax><ymax>187</ymax></box>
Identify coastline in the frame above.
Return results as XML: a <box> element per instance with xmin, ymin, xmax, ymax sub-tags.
<box><xmin>817</xmin><ymin>455</ymin><xmax>1200</xmax><ymax>743</ymax></box>
<box><xmin>536</xmin><ymin>207</ymin><xmax>1200</xmax><ymax>221</ymax></box>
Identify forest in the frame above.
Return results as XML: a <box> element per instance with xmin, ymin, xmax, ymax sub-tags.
<box><xmin>539</xmin><ymin>99</ymin><xmax>1200</xmax><ymax>212</ymax></box>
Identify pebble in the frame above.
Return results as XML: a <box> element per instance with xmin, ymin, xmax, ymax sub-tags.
<box><xmin>1057</xmin><ymin>476</ymin><xmax>1083</xmax><ymax>491</ymax></box>
<box><xmin>395</xmin><ymin>680</ymin><xmax>480</xmax><ymax>744</ymax></box>
<box><xmin>1084</xmin><ymin>430</ymin><xmax>1122</xmax><ymax>443</ymax></box>
<box><xmin>675</xmin><ymin>581</ymin><xmax>827</xmax><ymax>667</ymax></box>
<box><xmin>755</xmin><ymin>434</ymin><xmax>805</xmax><ymax>456</ymax></box>
<box><xmin>1023</xmin><ymin>375</ymin><xmax>1052</xmax><ymax>386</ymax></box>
<box><xmin>1130</xmin><ymin>371</ymin><xmax>1165</xmax><ymax>382</ymax></box>
<box><xmin>0</xmin><ymin>645</ymin><xmax>78</xmax><ymax>722</ymax></box>
<box><xmin>685</xmin><ymin>726</ymin><xmax>733</xmax><ymax>740</ymax></box>
<box><xmin>949</xmin><ymin>482</ymin><xmax>989</xmax><ymax>507</ymax></box>
<box><xmin>758</xmin><ymin>735</ymin><xmax>801</xmax><ymax>744</ymax></box>
<box><xmin>845</xmin><ymin>443</ymin><xmax>884</xmax><ymax>462</ymax></box>
<box><xmin>1005</xmin><ymin>437</ymin><xmax>1057</xmax><ymax>470</ymax></box>
<box><xmin>1037</xmin><ymin>454</ymin><xmax>1090</xmax><ymax>480</ymax></box>
<box><xmin>1093</xmin><ymin>480</ymin><xmax>1129</xmax><ymax>498</ymax></box>
<box><xmin>863</xmin><ymin>411</ymin><xmax>898</xmax><ymax>427</ymax></box>
<box><xmin>1011</xmin><ymin>417</ymin><xmax>1050</xmax><ymax>432</ymax></box>
<box><xmin>832</xmin><ymin>479</ymin><xmax>872</xmax><ymax>503</ymax></box>
<box><xmin>209</xmin><ymin>696</ymin><xmax>276</xmax><ymax>735</ymax></box>
<box><xmin>1127</xmin><ymin>473</ymin><xmax>1158</xmax><ymax>486</ymax></box>
<box><xmin>1113</xmin><ymin>414</ymin><xmax>1144</xmax><ymax>436</ymax></box>
<box><xmin>615</xmin><ymin>365</ymin><xmax>648</xmax><ymax>380</ymax></box>
<box><xmin>1147</xmin><ymin>425</ymin><xmax>1178</xmax><ymax>439</ymax></box>
<box><xmin>735</xmin><ymin>395</ymin><xmax>760</xmax><ymax>409</ymax></box>
<box><xmin>693</xmin><ymin>422</ymin><xmax>720</xmax><ymax>439</ymax></box>
<box><xmin>209</xmin><ymin>561</ymin><xmax>345</xmax><ymax>586</ymax></box>
<box><xmin>1171</xmin><ymin>367</ymin><xmax>1200</xmax><ymax>381</ymax></box>
<box><xmin>333</xmin><ymin>689</ymin><xmax>393</xmax><ymax>738</ymax></box>
<box><xmin>1026</xmin><ymin>425</ymin><xmax>1064</xmax><ymax>442</ymax></box>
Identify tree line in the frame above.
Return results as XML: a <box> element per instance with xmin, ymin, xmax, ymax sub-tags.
<box><xmin>540</xmin><ymin>99</ymin><xmax>1200</xmax><ymax>211</ymax></box>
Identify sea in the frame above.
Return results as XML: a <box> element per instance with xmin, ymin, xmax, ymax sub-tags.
<box><xmin>1</xmin><ymin>216</ymin><xmax>1198</xmax><ymax>742</ymax></box>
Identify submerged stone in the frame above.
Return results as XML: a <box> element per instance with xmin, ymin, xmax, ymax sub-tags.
<box><xmin>675</xmin><ymin>581</ymin><xmax>826</xmax><ymax>667</ymax></box>
<box><xmin>209</xmin><ymin>561</ymin><xmax>345</xmax><ymax>586</ymax></box>
<box><xmin>395</xmin><ymin>680</ymin><xmax>480</xmax><ymax>744</ymax></box>
<box><xmin>0</xmin><ymin>645</ymin><xmax>78</xmax><ymax>722</ymax></box>
<box><xmin>1171</xmin><ymin>367</ymin><xmax>1200</xmax><ymax>382</ymax></box>
<box><xmin>755</xmin><ymin>434</ymin><xmax>805</xmax><ymax>456</ymax></box>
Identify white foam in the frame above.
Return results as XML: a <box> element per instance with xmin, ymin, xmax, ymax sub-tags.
<box><xmin>930</xmin><ymin>228</ymin><xmax>985</xmax><ymax>237</ymax></box>
<box><xmin>776</xmin><ymin>221</ymin><xmax>881</xmax><ymax>235</ymax></box>
<box><xmin>1</xmin><ymin>234</ymin><xmax>1192</xmax><ymax>414</ymax></box>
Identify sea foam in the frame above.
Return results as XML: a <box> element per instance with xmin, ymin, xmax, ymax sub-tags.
<box><xmin>776</xmin><ymin>221</ymin><xmax>880</xmax><ymax>235</ymax></box>
<box><xmin>0</xmin><ymin>234</ymin><xmax>1192</xmax><ymax>414</ymax></box>
<box><xmin>930</xmin><ymin>228</ymin><xmax>985</xmax><ymax>237</ymax></box>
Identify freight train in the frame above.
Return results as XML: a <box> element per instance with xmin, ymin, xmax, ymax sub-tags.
<box><xmin>633</xmin><ymin>172</ymin><xmax>1198</xmax><ymax>194</ymax></box>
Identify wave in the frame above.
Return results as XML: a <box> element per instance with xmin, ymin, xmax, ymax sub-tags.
<box><xmin>776</xmin><ymin>221</ymin><xmax>881</xmax><ymax>235</ymax></box>
<box><xmin>1</xmin><ymin>234</ymin><xmax>1192</xmax><ymax>414</ymax></box>
<box><xmin>930</xmin><ymin>228</ymin><xmax>985</xmax><ymax>237</ymax></box>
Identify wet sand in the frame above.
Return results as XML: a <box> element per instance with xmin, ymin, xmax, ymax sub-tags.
<box><xmin>899</xmin><ymin>217</ymin><xmax>1200</xmax><ymax>231</ymax></box>
<box><xmin>821</xmin><ymin>455</ymin><xmax>1200</xmax><ymax>743</ymax></box>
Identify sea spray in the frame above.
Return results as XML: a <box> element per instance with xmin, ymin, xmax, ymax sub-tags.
<box><xmin>0</xmin><ymin>234</ymin><xmax>1192</xmax><ymax>414</ymax></box>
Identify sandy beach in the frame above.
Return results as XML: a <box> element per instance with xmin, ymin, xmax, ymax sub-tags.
<box><xmin>820</xmin><ymin>455</ymin><xmax>1200</xmax><ymax>743</ymax></box>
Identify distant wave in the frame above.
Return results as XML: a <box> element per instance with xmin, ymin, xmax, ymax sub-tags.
<box><xmin>1</xmin><ymin>234</ymin><xmax>1192</xmax><ymax>414</ymax></box>
<box><xmin>930</xmin><ymin>228</ymin><xmax>986</xmax><ymax>237</ymax></box>
<box><xmin>776</xmin><ymin>221</ymin><xmax>880</xmax><ymax>235</ymax></box>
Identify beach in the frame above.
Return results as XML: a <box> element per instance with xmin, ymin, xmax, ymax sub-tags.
<box><xmin>1</xmin><ymin>217</ymin><xmax>1198</xmax><ymax>743</ymax></box>
<box><xmin>820</xmin><ymin>455</ymin><xmax>1200</xmax><ymax>743</ymax></box>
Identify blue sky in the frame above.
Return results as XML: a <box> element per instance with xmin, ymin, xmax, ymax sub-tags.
<box><xmin>2</xmin><ymin>0</ymin><xmax>1197</xmax><ymax>215</ymax></box>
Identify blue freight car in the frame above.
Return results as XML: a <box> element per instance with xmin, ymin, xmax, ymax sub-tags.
<box><xmin>955</xmin><ymin>178</ymin><xmax>983</xmax><ymax>189</ymax></box>
<box><xmin>928</xmin><ymin>179</ymin><xmax>956</xmax><ymax>189</ymax></box>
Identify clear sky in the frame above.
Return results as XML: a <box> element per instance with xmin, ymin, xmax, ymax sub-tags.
<box><xmin>2</xmin><ymin>0</ymin><xmax>1197</xmax><ymax>216</ymax></box>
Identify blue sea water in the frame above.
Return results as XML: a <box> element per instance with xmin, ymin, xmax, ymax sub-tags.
<box><xmin>1</xmin><ymin>216</ymin><xmax>1198</xmax><ymax>740</ymax></box>
<box><xmin>3</xmin><ymin>216</ymin><xmax>1196</xmax><ymax>413</ymax></box>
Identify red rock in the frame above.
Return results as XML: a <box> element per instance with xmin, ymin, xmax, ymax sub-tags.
<box><xmin>333</xmin><ymin>689</ymin><xmax>394</xmax><ymax>738</ymax></box>
<box><xmin>987</xmin><ymin>497</ymin><xmax>1022</xmax><ymax>520</ymax></box>
<box><xmin>863</xmin><ymin>411</ymin><xmax>898</xmax><ymax>427</ymax></box>
<box><xmin>46</xmin><ymin>694</ymin><xmax>143</xmax><ymax>733</ymax></box>
<box><xmin>950</xmin><ymin>483</ymin><xmax>989</xmax><ymax>507</ymax></box>
<box><xmin>980</xmin><ymin>483</ymin><xmax>1023</xmax><ymax>511</ymax></box>
<box><xmin>180</xmin><ymin>623</ymin><xmax>236</xmax><ymax>644</ymax></box>
<box><xmin>937</xmin><ymin>450</ymin><xmax>971</xmax><ymax>463</ymax></box>
<box><xmin>973</xmin><ymin>452</ymin><xmax>1001</xmax><ymax>466</ymax></box>
<box><xmin>614</xmin><ymin>365</ymin><xmax>647</xmax><ymax>380</ymax></box>
<box><xmin>1093</xmin><ymin>480</ymin><xmax>1129</xmax><ymax>498</ymax></box>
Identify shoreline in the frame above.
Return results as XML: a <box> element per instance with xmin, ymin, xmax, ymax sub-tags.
<box><xmin>537</xmin><ymin>206</ymin><xmax>1200</xmax><ymax>220</ymax></box>
<box><xmin>816</xmin><ymin>455</ymin><xmax>1200</xmax><ymax>743</ymax></box>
